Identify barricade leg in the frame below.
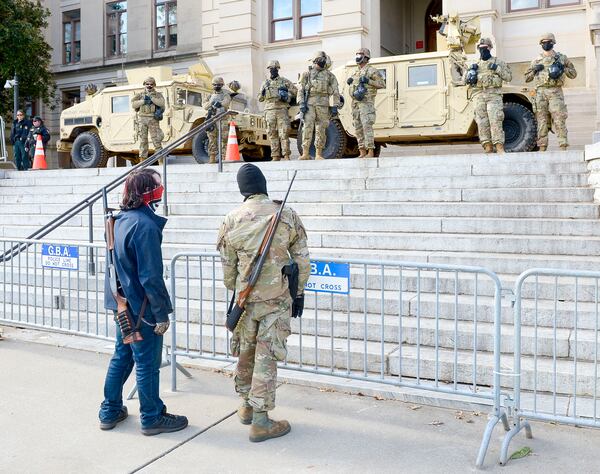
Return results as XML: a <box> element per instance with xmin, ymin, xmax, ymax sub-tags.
<box><xmin>499</xmin><ymin>418</ymin><xmax>532</xmax><ymax>465</ymax></box>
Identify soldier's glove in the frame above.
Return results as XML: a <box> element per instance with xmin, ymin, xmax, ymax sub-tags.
<box><xmin>278</xmin><ymin>88</ymin><xmax>289</xmax><ymax>102</ymax></box>
<box><xmin>261</xmin><ymin>87</ymin><xmax>266</xmax><ymax>97</ymax></box>
<box><xmin>469</xmin><ymin>63</ymin><xmax>478</xmax><ymax>71</ymax></box>
<box><xmin>359</xmin><ymin>75</ymin><xmax>369</xmax><ymax>85</ymax></box>
<box><xmin>291</xmin><ymin>295</ymin><xmax>305</xmax><ymax>318</ymax></box>
<box><xmin>533</xmin><ymin>63</ymin><xmax>544</xmax><ymax>73</ymax></box>
<box><xmin>300</xmin><ymin>104</ymin><xmax>309</xmax><ymax>114</ymax></box>
<box><xmin>144</xmin><ymin>95</ymin><xmax>152</xmax><ymax>105</ymax></box>
<box><xmin>329</xmin><ymin>106</ymin><xmax>338</xmax><ymax>117</ymax></box>
<box><xmin>212</xmin><ymin>101</ymin><xmax>222</xmax><ymax>109</ymax></box>
<box><xmin>154</xmin><ymin>320</ymin><xmax>170</xmax><ymax>335</ymax></box>
<box><xmin>488</xmin><ymin>63</ymin><xmax>498</xmax><ymax>71</ymax></box>
<box><xmin>346</xmin><ymin>77</ymin><xmax>354</xmax><ymax>85</ymax></box>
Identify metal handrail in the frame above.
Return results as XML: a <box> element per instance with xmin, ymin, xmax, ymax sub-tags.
<box><xmin>0</xmin><ymin>116</ymin><xmax>7</xmax><ymax>162</ymax></box>
<box><xmin>0</xmin><ymin>110</ymin><xmax>233</xmax><ymax>263</ymax></box>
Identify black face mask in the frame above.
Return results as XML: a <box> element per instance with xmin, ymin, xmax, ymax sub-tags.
<box><xmin>214</xmin><ymin>85</ymin><xmax>223</xmax><ymax>92</ymax></box>
<box><xmin>479</xmin><ymin>48</ymin><xmax>492</xmax><ymax>61</ymax></box>
<box><xmin>269</xmin><ymin>68</ymin><xmax>279</xmax><ymax>79</ymax></box>
<box><xmin>314</xmin><ymin>57</ymin><xmax>327</xmax><ymax>69</ymax></box>
<box><xmin>355</xmin><ymin>55</ymin><xmax>364</xmax><ymax>64</ymax></box>
<box><xmin>542</xmin><ymin>42</ymin><xmax>554</xmax><ymax>52</ymax></box>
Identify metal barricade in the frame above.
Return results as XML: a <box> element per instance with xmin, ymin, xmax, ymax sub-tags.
<box><xmin>501</xmin><ymin>268</ymin><xmax>600</xmax><ymax>465</ymax></box>
<box><xmin>0</xmin><ymin>237</ymin><xmax>113</xmax><ymax>340</ymax></box>
<box><xmin>168</xmin><ymin>252</ymin><xmax>507</xmax><ymax>467</ymax></box>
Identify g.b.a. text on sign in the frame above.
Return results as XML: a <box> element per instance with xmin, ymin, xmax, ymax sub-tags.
<box><xmin>41</xmin><ymin>244</ymin><xmax>79</xmax><ymax>271</ymax></box>
<box><xmin>305</xmin><ymin>261</ymin><xmax>349</xmax><ymax>294</ymax></box>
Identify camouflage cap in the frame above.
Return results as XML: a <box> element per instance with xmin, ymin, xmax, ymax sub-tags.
<box><xmin>356</xmin><ymin>48</ymin><xmax>371</xmax><ymax>59</ymax></box>
<box><xmin>539</xmin><ymin>32</ymin><xmax>556</xmax><ymax>44</ymax></box>
<box><xmin>144</xmin><ymin>76</ymin><xmax>156</xmax><ymax>86</ymax></box>
<box><xmin>477</xmin><ymin>38</ymin><xmax>493</xmax><ymax>49</ymax></box>
<box><xmin>212</xmin><ymin>76</ymin><xmax>225</xmax><ymax>86</ymax></box>
<box><xmin>267</xmin><ymin>60</ymin><xmax>281</xmax><ymax>69</ymax></box>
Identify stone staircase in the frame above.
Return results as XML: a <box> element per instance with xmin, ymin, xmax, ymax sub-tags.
<box><xmin>1</xmin><ymin>151</ymin><xmax>599</xmax><ymax>396</ymax></box>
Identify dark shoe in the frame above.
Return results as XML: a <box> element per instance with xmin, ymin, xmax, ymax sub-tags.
<box><xmin>141</xmin><ymin>412</ymin><xmax>189</xmax><ymax>436</ymax></box>
<box><xmin>249</xmin><ymin>412</ymin><xmax>291</xmax><ymax>442</ymax></box>
<box><xmin>99</xmin><ymin>406</ymin><xmax>128</xmax><ymax>431</ymax></box>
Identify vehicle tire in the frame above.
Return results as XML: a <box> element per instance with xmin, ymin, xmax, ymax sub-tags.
<box><xmin>296</xmin><ymin>119</ymin><xmax>347</xmax><ymax>159</ymax></box>
<box><xmin>242</xmin><ymin>145</ymin><xmax>271</xmax><ymax>162</ymax></box>
<box><xmin>71</xmin><ymin>132</ymin><xmax>108</xmax><ymax>169</ymax></box>
<box><xmin>192</xmin><ymin>130</ymin><xmax>210</xmax><ymax>164</ymax></box>
<box><xmin>503</xmin><ymin>102</ymin><xmax>537</xmax><ymax>153</ymax></box>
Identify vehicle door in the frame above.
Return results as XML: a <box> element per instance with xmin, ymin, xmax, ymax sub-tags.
<box><xmin>158</xmin><ymin>87</ymin><xmax>172</xmax><ymax>142</ymax></box>
<box><xmin>373</xmin><ymin>64</ymin><xmax>395</xmax><ymax>129</ymax></box>
<box><xmin>100</xmin><ymin>91</ymin><xmax>135</xmax><ymax>148</ymax></box>
<box><xmin>396</xmin><ymin>59</ymin><xmax>447</xmax><ymax>128</ymax></box>
<box><xmin>172</xmin><ymin>87</ymin><xmax>204</xmax><ymax>134</ymax></box>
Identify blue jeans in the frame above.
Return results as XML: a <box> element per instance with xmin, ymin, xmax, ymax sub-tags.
<box><xmin>99</xmin><ymin>321</ymin><xmax>165</xmax><ymax>428</ymax></box>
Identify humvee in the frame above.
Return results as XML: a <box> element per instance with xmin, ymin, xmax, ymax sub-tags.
<box><xmin>57</xmin><ymin>64</ymin><xmax>271</xmax><ymax>167</ymax></box>
<box><xmin>292</xmin><ymin>15</ymin><xmax>537</xmax><ymax>159</ymax></box>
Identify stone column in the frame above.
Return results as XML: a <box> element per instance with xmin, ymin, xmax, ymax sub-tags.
<box><xmin>589</xmin><ymin>1</ymin><xmax>600</xmax><ymax>142</ymax></box>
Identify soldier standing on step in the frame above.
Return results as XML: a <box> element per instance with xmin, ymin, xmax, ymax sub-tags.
<box><xmin>258</xmin><ymin>60</ymin><xmax>297</xmax><ymax>161</ymax></box>
<box><xmin>204</xmin><ymin>76</ymin><xmax>232</xmax><ymax>164</ymax></box>
<box><xmin>217</xmin><ymin>164</ymin><xmax>310</xmax><ymax>442</ymax></box>
<box><xmin>347</xmin><ymin>48</ymin><xmax>385</xmax><ymax>158</ymax></box>
<box><xmin>525</xmin><ymin>33</ymin><xmax>577</xmax><ymax>152</ymax></box>
<box><xmin>465</xmin><ymin>38</ymin><xmax>512</xmax><ymax>154</ymax></box>
<box><xmin>297</xmin><ymin>51</ymin><xmax>341</xmax><ymax>160</ymax></box>
<box><xmin>132</xmin><ymin>77</ymin><xmax>165</xmax><ymax>162</ymax></box>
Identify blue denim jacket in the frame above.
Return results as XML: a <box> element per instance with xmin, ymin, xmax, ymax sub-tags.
<box><xmin>104</xmin><ymin>205</ymin><xmax>173</xmax><ymax>324</ymax></box>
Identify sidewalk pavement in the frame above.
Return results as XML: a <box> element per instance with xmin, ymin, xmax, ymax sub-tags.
<box><xmin>1</xmin><ymin>327</ymin><xmax>598</xmax><ymax>474</ymax></box>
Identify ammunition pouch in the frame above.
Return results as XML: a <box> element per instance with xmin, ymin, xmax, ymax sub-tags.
<box><xmin>114</xmin><ymin>295</ymin><xmax>147</xmax><ymax>344</ymax></box>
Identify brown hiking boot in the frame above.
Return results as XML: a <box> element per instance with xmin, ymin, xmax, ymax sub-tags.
<box><xmin>315</xmin><ymin>149</ymin><xmax>325</xmax><ymax>160</ymax></box>
<box><xmin>237</xmin><ymin>402</ymin><xmax>253</xmax><ymax>425</ymax></box>
<box><xmin>483</xmin><ymin>143</ymin><xmax>493</xmax><ymax>153</ymax></box>
<box><xmin>208</xmin><ymin>153</ymin><xmax>217</xmax><ymax>164</ymax></box>
<box><xmin>495</xmin><ymin>143</ymin><xmax>505</xmax><ymax>154</ymax></box>
<box><xmin>249</xmin><ymin>411</ymin><xmax>291</xmax><ymax>442</ymax></box>
<box><xmin>299</xmin><ymin>152</ymin><xmax>311</xmax><ymax>160</ymax></box>
<box><xmin>366</xmin><ymin>149</ymin><xmax>375</xmax><ymax>158</ymax></box>
<box><xmin>560</xmin><ymin>144</ymin><xmax>569</xmax><ymax>151</ymax></box>
<box><xmin>282</xmin><ymin>154</ymin><xmax>291</xmax><ymax>161</ymax></box>
<box><xmin>358</xmin><ymin>148</ymin><xmax>367</xmax><ymax>158</ymax></box>
<box><xmin>539</xmin><ymin>145</ymin><xmax>547</xmax><ymax>152</ymax></box>
<box><xmin>272</xmin><ymin>154</ymin><xmax>281</xmax><ymax>162</ymax></box>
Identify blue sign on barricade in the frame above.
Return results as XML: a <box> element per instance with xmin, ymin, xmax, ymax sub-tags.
<box><xmin>305</xmin><ymin>260</ymin><xmax>350</xmax><ymax>294</ymax></box>
<box><xmin>41</xmin><ymin>244</ymin><xmax>79</xmax><ymax>271</ymax></box>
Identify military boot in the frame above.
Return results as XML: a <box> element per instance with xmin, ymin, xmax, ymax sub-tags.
<box><xmin>272</xmin><ymin>154</ymin><xmax>281</xmax><ymax>162</ymax></box>
<box><xmin>539</xmin><ymin>145</ymin><xmax>547</xmax><ymax>152</ymax></box>
<box><xmin>249</xmin><ymin>411</ymin><xmax>291</xmax><ymax>443</ymax></box>
<box><xmin>495</xmin><ymin>143</ymin><xmax>505</xmax><ymax>154</ymax></box>
<box><xmin>366</xmin><ymin>149</ymin><xmax>375</xmax><ymax>158</ymax></box>
<box><xmin>483</xmin><ymin>143</ymin><xmax>494</xmax><ymax>154</ymax></box>
<box><xmin>315</xmin><ymin>148</ymin><xmax>325</xmax><ymax>160</ymax></box>
<box><xmin>299</xmin><ymin>151</ymin><xmax>311</xmax><ymax>160</ymax></box>
<box><xmin>208</xmin><ymin>153</ymin><xmax>217</xmax><ymax>164</ymax></box>
<box><xmin>560</xmin><ymin>144</ymin><xmax>569</xmax><ymax>151</ymax></box>
<box><xmin>282</xmin><ymin>154</ymin><xmax>291</xmax><ymax>161</ymax></box>
<box><xmin>358</xmin><ymin>148</ymin><xmax>367</xmax><ymax>158</ymax></box>
<box><xmin>237</xmin><ymin>400</ymin><xmax>253</xmax><ymax>425</ymax></box>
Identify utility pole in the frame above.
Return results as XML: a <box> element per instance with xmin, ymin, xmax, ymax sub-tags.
<box><xmin>13</xmin><ymin>72</ymin><xmax>19</xmax><ymax>118</ymax></box>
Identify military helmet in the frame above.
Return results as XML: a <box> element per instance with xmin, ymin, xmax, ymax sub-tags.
<box><xmin>212</xmin><ymin>76</ymin><xmax>225</xmax><ymax>86</ymax></box>
<box><xmin>356</xmin><ymin>48</ymin><xmax>371</xmax><ymax>59</ymax></box>
<box><xmin>477</xmin><ymin>38</ymin><xmax>493</xmax><ymax>49</ymax></box>
<box><xmin>313</xmin><ymin>50</ymin><xmax>327</xmax><ymax>62</ymax></box>
<box><xmin>228</xmin><ymin>80</ymin><xmax>241</xmax><ymax>92</ymax></box>
<box><xmin>539</xmin><ymin>32</ymin><xmax>556</xmax><ymax>44</ymax></box>
<box><xmin>143</xmin><ymin>76</ymin><xmax>156</xmax><ymax>86</ymax></box>
<box><xmin>267</xmin><ymin>60</ymin><xmax>281</xmax><ymax>69</ymax></box>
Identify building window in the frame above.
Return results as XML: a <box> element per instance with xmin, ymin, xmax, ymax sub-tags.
<box><xmin>270</xmin><ymin>0</ymin><xmax>322</xmax><ymax>42</ymax></box>
<box><xmin>63</xmin><ymin>10</ymin><xmax>81</xmax><ymax>64</ymax></box>
<box><xmin>507</xmin><ymin>0</ymin><xmax>580</xmax><ymax>12</ymax></box>
<box><xmin>62</xmin><ymin>89</ymin><xmax>80</xmax><ymax>110</ymax></box>
<box><xmin>106</xmin><ymin>1</ymin><xmax>127</xmax><ymax>57</ymax></box>
<box><xmin>156</xmin><ymin>0</ymin><xmax>177</xmax><ymax>50</ymax></box>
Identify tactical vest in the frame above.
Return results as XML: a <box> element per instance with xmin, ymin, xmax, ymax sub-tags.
<box><xmin>533</xmin><ymin>52</ymin><xmax>568</xmax><ymax>88</ymax></box>
<box><xmin>208</xmin><ymin>90</ymin><xmax>230</xmax><ymax>114</ymax></box>
<box><xmin>349</xmin><ymin>65</ymin><xmax>382</xmax><ymax>102</ymax></box>
<box><xmin>473</xmin><ymin>58</ymin><xmax>503</xmax><ymax>90</ymax></box>
<box><xmin>261</xmin><ymin>77</ymin><xmax>293</xmax><ymax>110</ymax></box>
<box><xmin>305</xmin><ymin>69</ymin><xmax>332</xmax><ymax>97</ymax></box>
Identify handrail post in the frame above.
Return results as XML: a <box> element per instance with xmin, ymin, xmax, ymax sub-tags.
<box><xmin>162</xmin><ymin>152</ymin><xmax>169</xmax><ymax>216</ymax></box>
<box><xmin>88</xmin><ymin>202</ymin><xmax>96</xmax><ymax>276</ymax></box>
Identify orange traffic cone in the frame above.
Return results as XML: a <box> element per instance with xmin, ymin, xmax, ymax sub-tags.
<box><xmin>225</xmin><ymin>121</ymin><xmax>241</xmax><ymax>162</ymax></box>
<box><xmin>32</xmin><ymin>134</ymin><xmax>48</xmax><ymax>170</ymax></box>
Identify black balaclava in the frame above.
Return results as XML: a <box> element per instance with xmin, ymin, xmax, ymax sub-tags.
<box><xmin>237</xmin><ymin>163</ymin><xmax>268</xmax><ymax>199</ymax></box>
<box><xmin>269</xmin><ymin>68</ymin><xmax>279</xmax><ymax>79</ymax></box>
<box><xmin>542</xmin><ymin>41</ymin><xmax>554</xmax><ymax>52</ymax></box>
<box><xmin>479</xmin><ymin>48</ymin><xmax>492</xmax><ymax>61</ymax></box>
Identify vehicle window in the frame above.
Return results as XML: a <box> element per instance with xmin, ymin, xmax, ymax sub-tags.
<box><xmin>377</xmin><ymin>69</ymin><xmax>387</xmax><ymax>86</ymax></box>
<box><xmin>187</xmin><ymin>91</ymin><xmax>202</xmax><ymax>106</ymax></box>
<box><xmin>111</xmin><ymin>95</ymin><xmax>129</xmax><ymax>113</ymax></box>
<box><xmin>408</xmin><ymin>65</ymin><xmax>437</xmax><ymax>87</ymax></box>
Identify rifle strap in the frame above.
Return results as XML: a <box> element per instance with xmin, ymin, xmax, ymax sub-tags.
<box><xmin>136</xmin><ymin>296</ymin><xmax>148</xmax><ymax>330</ymax></box>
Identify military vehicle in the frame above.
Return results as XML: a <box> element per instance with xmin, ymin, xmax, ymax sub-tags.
<box><xmin>292</xmin><ymin>14</ymin><xmax>537</xmax><ymax>159</ymax></box>
<box><xmin>57</xmin><ymin>64</ymin><xmax>270</xmax><ymax>167</ymax></box>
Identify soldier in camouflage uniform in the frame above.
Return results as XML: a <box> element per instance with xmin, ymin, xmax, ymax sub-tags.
<box><xmin>347</xmin><ymin>48</ymin><xmax>385</xmax><ymax>158</ymax></box>
<box><xmin>258</xmin><ymin>60</ymin><xmax>297</xmax><ymax>161</ymax></box>
<box><xmin>525</xmin><ymin>33</ymin><xmax>577</xmax><ymax>151</ymax></box>
<box><xmin>132</xmin><ymin>77</ymin><xmax>165</xmax><ymax>160</ymax></box>
<box><xmin>465</xmin><ymin>38</ymin><xmax>512</xmax><ymax>154</ymax></box>
<box><xmin>204</xmin><ymin>77</ymin><xmax>232</xmax><ymax>164</ymax></box>
<box><xmin>217</xmin><ymin>164</ymin><xmax>310</xmax><ymax>442</ymax></box>
<box><xmin>297</xmin><ymin>51</ymin><xmax>341</xmax><ymax>160</ymax></box>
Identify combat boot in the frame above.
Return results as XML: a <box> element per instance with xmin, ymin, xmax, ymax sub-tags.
<box><xmin>282</xmin><ymin>154</ymin><xmax>291</xmax><ymax>161</ymax></box>
<box><xmin>299</xmin><ymin>151</ymin><xmax>311</xmax><ymax>160</ymax></box>
<box><xmin>272</xmin><ymin>155</ymin><xmax>281</xmax><ymax>161</ymax></box>
<box><xmin>315</xmin><ymin>148</ymin><xmax>325</xmax><ymax>160</ymax></box>
<box><xmin>560</xmin><ymin>144</ymin><xmax>569</xmax><ymax>151</ymax></box>
<box><xmin>366</xmin><ymin>149</ymin><xmax>375</xmax><ymax>158</ymax></box>
<box><xmin>249</xmin><ymin>411</ymin><xmax>291</xmax><ymax>443</ymax></box>
<box><xmin>208</xmin><ymin>153</ymin><xmax>217</xmax><ymax>164</ymax></box>
<box><xmin>237</xmin><ymin>400</ymin><xmax>253</xmax><ymax>425</ymax></box>
<box><xmin>539</xmin><ymin>145</ymin><xmax>547</xmax><ymax>152</ymax></box>
<box><xmin>483</xmin><ymin>143</ymin><xmax>494</xmax><ymax>154</ymax></box>
<box><xmin>495</xmin><ymin>143</ymin><xmax>505</xmax><ymax>154</ymax></box>
<box><xmin>358</xmin><ymin>148</ymin><xmax>367</xmax><ymax>158</ymax></box>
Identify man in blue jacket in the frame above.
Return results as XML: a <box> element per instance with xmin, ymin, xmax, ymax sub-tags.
<box><xmin>9</xmin><ymin>110</ymin><xmax>32</xmax><ymax>170</ymax></box>
<box><xmin>99</xmin><ymin>168</ymin><xmax>188</xmax><ymax>436</ymax></box>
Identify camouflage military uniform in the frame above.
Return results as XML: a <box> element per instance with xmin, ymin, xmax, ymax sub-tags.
<box><xmin>348</xmin><ymin>48</ymin><xmax>385</xmax><ymax>157</ymax></box>
<box><xmin>131</xmin><ymin>77</ymin><xmax>165</xmax><ymax>159</ymax></box>
<box><xmin>525</xmin><ymin>34</ymin><xmax>577</xmax><ymax>150</ymax></box>
<box><xmin>258</xmin><ymin>62</ymin><xmax>297</xmax><ymax>161</ymax></box>
<box><xmin>204</xmin><ymin>78</ymin><xmax>232</xmax><ymax>163</ymax></box>
<box><xmin>217</xmin><ymin>194</ymin><xmax>310</xmax><ymax>412</ymax></box>
<box><xmin>466</xmin><ymin>41</ymin><xmax>512</xmax><ymax>152</ymax></box>
<box><xmin>297</xmin><ymin>52</ymin><xmax>341</xmax><ymax>160</ymax></box>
